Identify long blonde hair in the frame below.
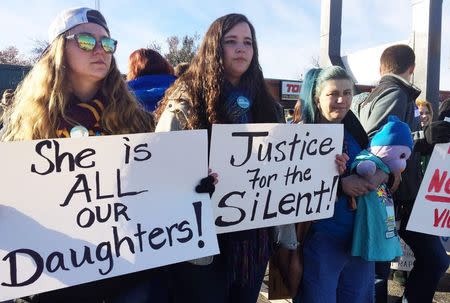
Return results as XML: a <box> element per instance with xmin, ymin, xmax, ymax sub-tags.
<box><xmin>2</xmin><ymin>35</ymin><xmax>154</xmax><ymax>141</ymax></box>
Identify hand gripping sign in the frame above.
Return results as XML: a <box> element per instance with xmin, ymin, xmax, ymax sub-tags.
<box><xmin>0</xmin><ymin>130</ymin><xmax>218</xmax><ymax>301</ymax></box>
<box><xmin>407</xmin><ymin>143</ymin><xmax>450</xmax><ymax>236</ymax></box>
<box><xmin>209</xmin><ymin>123</ymin><xmax>343</xmax><ymax>234</ymax></box>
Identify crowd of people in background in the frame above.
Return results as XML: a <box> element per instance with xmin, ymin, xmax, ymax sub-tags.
<box><xmin>1</xmin><ymin>6</ymin><xmax>450</xmax><ymax>303</ymax></box>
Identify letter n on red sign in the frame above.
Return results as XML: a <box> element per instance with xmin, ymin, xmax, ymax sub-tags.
<box><xmin>425</xmin><ymin>169</ymin><xmax>450</xmax><ymax>203</ymax></box>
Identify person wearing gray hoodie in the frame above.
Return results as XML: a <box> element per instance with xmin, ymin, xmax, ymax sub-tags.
<box><xmin>358</xmin><ymin>44</ymin><xmax>449</xmax><ymax>303</ymax></box>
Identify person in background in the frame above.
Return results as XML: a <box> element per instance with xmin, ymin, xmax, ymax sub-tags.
<box><xmin>155</xmin><ymin>13</ymin><xmax>282</xmax><ymax>303</ymax></box>
<box><xmin>358</xmin><ymin>44</ymin><xmax>450</xmax><ymax>303</ymax></box>
<box><xmin>415</xmin><ymin>99</ymin><xmax>434</xmax><ymax>175</ymax></box>
<box><xmin>0</xmin><ymin>89</ymin><xmax>14</xmax><ymax>129</ymax></box>
<box><xmin>438</xmin><ymin>98</ymin><xmax>450</xmax><ymax>120</ymax></box>
<box><xmin>285</xmin><ymin>108</ymin><xmax>295</xmax><ymax>123</ymax></box>
<box><xmin>294</xmin><ymin>66</ymin><xmax>388</xmax><ymax>303</ymax></box>
<box><xmin>174</xmin><ymin>62</ymin><xmax>190</xmax><ymax>77</ymax></box>
<box><xmin>293</xmin><ymin>99</ymin><xmax>302</xmax><ymax>123</ymax></box>
<box><xmin>416</xmin><ymin>99</ymin><xmax>433</xmax><ymax>129</ymax></box>
<box><xmin>1</xmin><ymin>7</ymin><xmax>162</xmax><ymax>303</ymax></box>
<box><xmin>127</xmin><ymin>48</ymin><xmax>176</xmax><ymax>112</ymax></box>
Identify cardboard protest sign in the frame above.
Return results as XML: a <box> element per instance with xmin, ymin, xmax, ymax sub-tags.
<box><xmin>0</xmin><ymin>130</ymin><xmax>219</xmax><ymax>301</ymax></box>
<box><xmin>407</xmin><ymin>143</ymin><xmax>450</xmax><ymax>236</ymax></box>
<box><xmin>390</xmin><ymin>238</ymin><xmax>415</xmax><ymax>271</ymax></box>
<box><xmin>392</xmin><ymin>236</ymin><xmax>450</xmax><ymax>271</ymax></box>
<box><xmin>210</xmin><ymin>123</ymin><xmax>343</xmax><ymax>234</ymax></box>
<box><xmin>391</xmin><ymin>238</ymin><xmax>450</xmax><ymax>272</ymax></box>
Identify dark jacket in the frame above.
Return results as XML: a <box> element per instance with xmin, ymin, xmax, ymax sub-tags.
<box><xmin>439</xmin><ymin>98</ymin><xmax>450</xmax><ymax>120</ymax></box>
<box><xmin>128</xmin><ymin>74</ymin><xmax>176</xmax><ymax>112</ymax></box>
<box><xmin>343</xmin><ymin>110</ymin><xmax>369</xmax><ymax>150</ymax></box>
<box><xmin>358</xmin><ymin>74</ymin><xmax>422</xmax><ymax>205</ymax></box>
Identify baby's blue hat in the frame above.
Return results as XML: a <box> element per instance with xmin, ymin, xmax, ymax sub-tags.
<box><xmin>370</xmin><ymin>115</ymin><xmax>413</xmax><ymax>151</ymax></box>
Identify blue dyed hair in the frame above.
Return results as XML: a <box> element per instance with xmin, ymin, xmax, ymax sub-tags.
<box><xmin>301</xmin><ymin>66</ymin><xmax>353</xmax><ymax>123</ymax></box>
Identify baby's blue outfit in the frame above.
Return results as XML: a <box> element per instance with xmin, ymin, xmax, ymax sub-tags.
<box><xmin>351</xmin><ymin>150</ymin><xmax>403</xmax><ymax>261</ymax></box>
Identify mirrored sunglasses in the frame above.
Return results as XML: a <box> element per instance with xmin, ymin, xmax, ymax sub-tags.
<box><xmin>66</xmin><ymin>33</ymin><xmax>117</xmax><ymax>54</ymax></box>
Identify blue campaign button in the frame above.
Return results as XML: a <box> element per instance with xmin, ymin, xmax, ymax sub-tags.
<box><xmin>237</xmin><ymin>96</ymin><xmax>250</xmax><ymax>109</ymax></box>
<box><xmin>70</xmin><ymin>125</ymin><xmax>89</xmax><ymax>138</ymax></box>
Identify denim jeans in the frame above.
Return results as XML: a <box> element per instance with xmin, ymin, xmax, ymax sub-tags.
<box><xmin>295</xmin><ymin>232</ymin><xmax>374</xmax><ymax>303</ymax></box>
<box><xmin>399</xmin><ymin>214</ymin><xmax>449</xmax><ymax>303</ymax></box>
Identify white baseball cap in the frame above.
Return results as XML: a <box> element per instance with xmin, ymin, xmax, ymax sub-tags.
<box><xmin>48</xmin><ymin>7</ymin><xmax>110</xmax><ymax>43</ymax></box>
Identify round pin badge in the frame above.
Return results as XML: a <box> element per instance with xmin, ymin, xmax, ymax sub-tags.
<box><xmin>70</xmin><ymin>125</ymin><xmax>89</xmax><ymax>138</ymax></box>
<box><xmin>236</xmin><ymin>96</ymin><xmax>250</xmax><ymax>109</ymax></box>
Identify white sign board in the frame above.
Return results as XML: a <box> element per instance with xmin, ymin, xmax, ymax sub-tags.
<box><xmin>0</xmin><ymin>131</ymin><xmax>219</xmax><ymax>301</ymax></box>
<box><xmin>407</xmin><ymin>143</ymin><xmax>450</xmax><ymax>236</ymax></box>
<box><xmin>391</xmin><ymin>237</ymin><xmax>449</xmax><ymax>271</ymax></box>
<box><xmin>390</xmin><ymin>238</ymin><xmax>415</xmax><ymax>271</ymax></box>
<box><xmin>391</xmin><ymin>238</ymin><xmax>449</xmax><ymax>272</ymax></box>
<box><xmin>281</xmin><ymin>81</ymin><xmax>301</xmax><ymax>101</ymax></box>
<box><xmin>210</xmin><ymin>123</ymin><xmax>343</xmax><ymax>234</ymax></box>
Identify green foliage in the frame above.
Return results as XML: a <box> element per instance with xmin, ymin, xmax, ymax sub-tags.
<box><xmin>149</xmin><ymin>34</ymin><xmax>200</xmax><ymax>66</ymax></box>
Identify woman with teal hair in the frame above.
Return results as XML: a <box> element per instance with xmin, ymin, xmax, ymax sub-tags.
<box><xmin>294</xmin><ymin>66</ymin><xmax>388</xmax><ymax>303</ymax></box>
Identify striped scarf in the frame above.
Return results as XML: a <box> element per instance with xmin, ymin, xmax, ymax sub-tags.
<box><xmin>218</xmin><ymin>81</ymin><xmax>271</xmax><ymax>287</ymax></box>
<box><xmin>56</xmin><ymin>95</ymin><xmax>107</xmax><ymax>138</ymax></box>
<box><xmin>219</xmin><ymin>228</ymin><xmax>271</xmax><ymax>287</ymax></box>
<box><xmin>222</xmin><ymin>80</ymin><xmax>253</xmax><ymax>123</ymax></box>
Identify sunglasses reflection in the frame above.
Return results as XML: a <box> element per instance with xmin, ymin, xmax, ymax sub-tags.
<box><xmin>66</xmin><ymin>33</ymin><xmax>117</xmax><ymax>53</ymax></box>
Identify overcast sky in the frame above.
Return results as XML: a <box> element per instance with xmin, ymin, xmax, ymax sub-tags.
<box><xmin>1</xmin><ymin>0</ymin><xmax>449</xmax><ymax>89</ymax></box>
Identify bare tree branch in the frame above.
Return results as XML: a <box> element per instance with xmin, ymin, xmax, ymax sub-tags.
<box><xmin>0</xmin><ymin>46</ymin><xmax>31</xmax><ymax>65</ymax></box>
<box><xmin>147</xmin><ymin>41</ymin><xmax>162</xmax><ymax>54</ymax></box>
<box><xmin>29</xmin><ymin>39</ymin><xmax>49</xmax><ymax>63</ymax></box>
<box><xmin>164</xmin><ymin>34</ymin><xmax>199</xmax><ymax>66</ymax></box>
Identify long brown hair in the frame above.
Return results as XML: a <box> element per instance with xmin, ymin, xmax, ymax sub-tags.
<box><xmin>155</xmin><ymin>13</ymin><xmax>280</xmax><ymax>129</ymax></box>
<box><xmin>2</xmin><ymin>35</ymin><xmax>154</xmax><ymax>141</ymax></box>
<box><xmin>293</xmin><ymin>100</ymin><xmax>302</xmax><ymax>123</ymax></box>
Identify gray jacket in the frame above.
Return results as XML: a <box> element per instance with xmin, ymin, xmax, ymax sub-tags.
<box><xmin>155</xmin><ymin>86</ymin><xmax>191</xmax><ymax>132</ymax></box>
<box><xmin>358</xmin><ymin>74</ymin><xmax>422</xmax><ymax>205</ymax></box>
<box><xmin>155</xmin><ymin>86</ymin><xmax>214</xmax><ymax>265</ymax></box>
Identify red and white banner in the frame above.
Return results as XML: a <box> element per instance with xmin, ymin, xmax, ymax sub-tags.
<box><xmin>407</xmin><ymin>143</ymin><xmax>450</xmax><ymax>236</ymax></box>
<box><xmin>281</xmin><ymin>81</ymin><xmax>301</xmax><ymax>101</ymax></box>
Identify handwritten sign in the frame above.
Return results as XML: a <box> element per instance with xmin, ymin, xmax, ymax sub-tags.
<box><xmin>391</xmin><ymin>237</ymin><xmax>450</xmax><ymax>271</ymax></box>
<box><xmin>390</xmin><ymin>238</ymin><xmax>415</xmax><ymax>271</ymax></box>
<box><xmin>210</xmin><ymin>123</ymin><xmax>343</xmax><ymax>234</ymax></box>
<box><xmin>0</xmin><ymin>130</ymin><xmax>219</xmax><ymax>301</ymax></box>
<box><xmin>407</xmin><ymin>143</ymin><xmax>450</xmax><ymax>236</ymax></box>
